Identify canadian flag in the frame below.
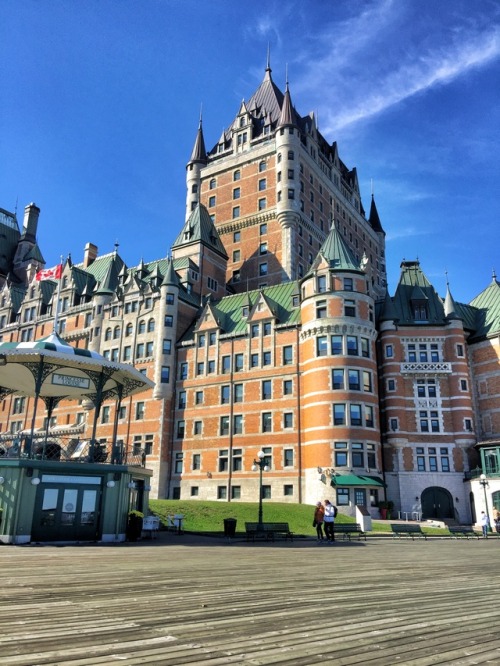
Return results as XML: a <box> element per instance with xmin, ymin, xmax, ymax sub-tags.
<box><xmin>36</xmin><ymin>264</ymin><xmax>63</xmax><ymax>281</ymax></box>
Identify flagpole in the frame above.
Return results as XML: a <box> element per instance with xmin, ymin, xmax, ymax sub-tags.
<box><xmin>52</xmin><ymin>257</ymin><xmax>64</xmax><ymax>335</ymax></box>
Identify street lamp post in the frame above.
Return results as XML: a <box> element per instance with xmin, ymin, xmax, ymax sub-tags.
<box><xmin>479</xmin><ymin>473</ymin><xmax>491</xmax><ymax>533</ymax></box>
<box><xmin>252</xmin><ymin>450</ymin><xmax>269</xmax><ymax>527</ymax></box>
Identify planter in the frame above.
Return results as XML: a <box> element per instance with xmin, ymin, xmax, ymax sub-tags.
<box><xmin>379</xmin><ymin>508</ymin><xmax>388</xmax><ymax>520</ymax></box>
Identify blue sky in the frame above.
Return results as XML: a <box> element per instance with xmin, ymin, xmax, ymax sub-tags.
<box><xmin>2</xmin><ymin>0</ymin><xmax>499</xmax><ymax>303</ymax></box>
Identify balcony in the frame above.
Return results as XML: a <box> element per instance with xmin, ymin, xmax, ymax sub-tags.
<box><xmin>400</xmin><ymin>362</ymin><xmax>452</xmax><ymax>375</ymax></box>
<box><xmin>0</xmin><ymin>435</ymin><xmax>147</xmax><ymax>467</ymax></box>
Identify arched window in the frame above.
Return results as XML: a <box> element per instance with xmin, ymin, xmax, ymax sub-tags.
<box><xmin>113</xmin><ymin>326</ymin><xmax>121</xmax><ymax>339</ymax></box>
<box><xmin>138</xmin><ymin>320</ymin><xmax>146</xmax><ymax>334</ymax></box>
<box><xmin>147</xmin><ymin>318</ymin><xmax>155</xmax><ymax>333</ymax></box>
<box><xmin>104</xmin><ymin>328</ymin><xmax>112</xmax><ymax>341</ymax></box>
<box><xmin>125</xmin><ymin>323</ymin><xmax>133</xmax><ymax>337</ymax></box>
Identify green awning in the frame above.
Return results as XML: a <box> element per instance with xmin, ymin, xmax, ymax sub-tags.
<box><xmin>330</xmin><ymin>474</ymin><xmax>385</xmax><ymax>488</ymax></box>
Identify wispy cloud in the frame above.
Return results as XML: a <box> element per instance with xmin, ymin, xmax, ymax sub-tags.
<box><xmin>326</xmin><ymin>26</ymin><xmax>500</xmax><ymax>132</ymax></box>
<box><xmin>385</xmin><ymin>226</ymin><xmax>433</xmax><ymax>242</ymax></box>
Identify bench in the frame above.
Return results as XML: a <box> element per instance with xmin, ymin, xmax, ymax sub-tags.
<box><xmin>245</xmin><ymin>522</ymin><xmax>294</xmax><ymax>542</ymax></box>
<box><xmin>334</xmin><ymin>523</ymin><xmax>367</xmax><ymax>541</ymax></box>
<box><xmin>449</xmin><ymin>526</ymin><xmax>480</xmax><ymax>540</ymax></box>
<box><xmin>391</xmin><ymin>523</ymin><xmax>427</xmax><ymax>540</ymax></box>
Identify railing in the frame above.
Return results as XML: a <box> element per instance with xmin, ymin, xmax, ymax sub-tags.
<box><xmin>463</xmin><ymin>466</ymin><xmax>500</xmax><ymax>481</ymax></box>
<box><xmin>400</xmin><ymin>362</ymin><xmax>452</xmax><ymax>374</ymax></box>
<box><xmin>0</xmin><ymin>435</ymin><xmax>147</xmax><ymax>467</ymax></box>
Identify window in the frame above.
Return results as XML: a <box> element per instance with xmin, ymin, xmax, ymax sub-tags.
<box><xmin>165</xmin><ymin>315</ymin><xmax>173</xmax><ymax>327</ymax></box>
<box><xmin>283</xmin><ymin>379</ymin><xmax>293</xmax><ymax>395</ymax></box>
<box><xmin>12</xmin><ymin>397</ymin><xmax>26</xmax><ymax>414</ymax></box>
<box><xmin>350</xmin><ymin>404</ymin><xmax>362</xmax><ymax>426</ymax></box>
<box><xmin>219</xmin><ymin>449</ymin><xmax>229</xmax><ymax>471</ymax></box>
<box><xmin>193</xmin><ymin>420</ymin><xmax>202</xmax><ymax>435</ymax></box>
<box><xmin>262</xmin><ymin>351</ymin><xmax>271</xmax><ymax>366</ymax></box>
<box><xmin>259</xmin><ymin>160</ymin><xmax>266</xmax><ymax>172</ymax></box>
<box><xmin>177</xmin><ymin>420</ymin><xmax>185</xmax><ymax>438</ymax></box>
<box><xmin>283</xmin><ymin>346</ymin><xmax>293</xmax><ymax>365</ymax></box>
<box><xmin>283</xmin><ymin>412</ymin><xmax>293</xmax><ymax>428</ymax></box>
<box><xmin>191</xmin><ymin>487</ymin><xmax>199</xmax><ymax>497</ymax></box>
<box><xmin>217</xmin><ymin>486</ymin><xmax>227</xmax><ymax>500</ymax></box>
<box><xmin>232</xmin><ymin>206</ymin><xmax>240</xmax><ymax>219</ymax></box>
<box><xmin>146</xmin><ymin>341</ymin><xmax>154</xmax><ymax>356</ymax></box>
<box><xmin>161</xmin><ymin>366</ymin><xmax>170</xmax><ymax>384</ymax></box>
<box><xmin>344</xmin><ymin>299</ymin><xmax>356</xmax><ymax>317</ymax></box>
<box><xmin>234</xmin><ymin>353</ymin><xmax>244</xmax><ymax>372</ymax></box>
<box><xmin>220</xmin><ymin>417</ymin><xmax>230</xmax><ymax>436</ymax></box>
<box><xmin>390</xmin><ymin>418</ymin><xmax>398</xmax><ymax>431</ymax></box>
<box><xmin>347</xmin><ymin>336</ymin><xmax>358</xmax><ymax>356</ymax></box>
<box><xmin>259</xmin><ymin>242</ymin><xmax>267</xmax><ymax>255</ymax></box>
<box><xmin>258</xmin><ymin>178</ymin><xmax>266</xmax><ymax>191</ymax></box>
<box><xmin>195</xmin><ymin>390</ymin><xmax>203</xmax><ymax>405</ymax></box>
<box><xmin>284</xmin><ymin>449</ymin><xmax>294</xmax><ymax>467</ymax></box>
<box><xmin>460</xmin><ymin>379</ymin><xmax>468</xmax><ymax>391</ymax></box>
<box><xmin>317</xmin><ymin>336</ymin><xmax>328</xmax><ymax>357</ymax></box>
<box><xmin>262</xmin><ymin>380</ymin><xmax>272</xmax><ymax>400</ymax></box>
<box><xmin>208</xmin><ymin>360</ymin><xmax>215</xmax><ymax>374</ymax></box>
<box><xmin>232</xmin><ymin>447</ymin><xmax>242</xmax><ymax>469</ymax></box>
<box><xmin>316</xmin><ymin>300</ymin><xmax>327</xmax><ymax>319</ymax></box>
<box><xmin>344</xmin><ymin>277</ymin><xmax>353</xmax><ymax>291</ymax></box>
<box><xmin>231</xmin><ymin>486</ymin><xmax>241</xmax><ymax>499</ymax></box>
<box><xmin>209</xmin><ymin>177</ymin><xmax>216</xmax><ymax>189</ymax></box>
<box><xmin>233</xmin><ymin>170</ymin><xmax>240</xmax><ymax>181</ymax></box>
<box><xmin>166</xmin><ymin>292</ymin><xmax>175</xmax><ymax>305</ymax></box>
<box><xmin>163</xmin><ymin>339</ymin><xmax>172</xmax><ymax>355</ymax></box>
<box><xmin>352</xmin><ymin>443</ymin><xmax>364</xmax><ymax>467</ymax></box>
<box><xmin>221</xmin><ymin>385</ymin><xmax>230</xmax><ymax>404</ymax></box>
<box><xmin>196</xmin><ymin>362</ymin><xmax>204</xmax><ymax>376</ymax></box>
<box><xmin>260</xmin><ymin>223</ymin><xmax>267</xmax><ymax>235</ymax></box>
<box><xmin>262</xmin><ymin>412</ymin><xmax>272</xmax><ymax>432</ymax></box>
<box><xmin>251</xmin><ymin>353</ymin><xmax>259</xmax><ymax>368</ymax></box>
<box><xmin>385</xmin><ymin>344</ymin><xmax>393</xmax><ymax>358</ymax></box>
<box><xmin>222</xmin><ymin>355</ymin><xmax>231</xmax><ymax>374</ymax></box>
<box><xmin>263</xmin><ymin>322</ymin><xmax>271</xmax><ymax>336</ymax></box>
<box><xmin>332</xmin><ymin>336</ymin><xmax>343</xmax><ymax>355</ymax></box>
<box><xmin>178</xmin><ymin>391</ymin><xmax>187</xmax><ymax>409</ymax></box>
<box><xmin>174</xmin><ymin>453</ymin><xmax>183</xmax><ymax>474</ymax></box>
<box><xmin>365</xmin><ymin>405</ymin><xmax>374</xmax><ymax>428</ymax></box>
<box><xmin>333</xmin><ymin>404</ymin><xmax>346</xmax><ymax>425</ymax></box>
<box><xmin>101</xmin><ymin>406</ymin><xmax>111</xmax><ymax>424</ymax></box>
<box><xmin>192</xmin><ymin>453</ymin><xmax>201</xmax><ymax>470</ymax></box>
<box><xmin>361</xmin><ymin>338</ymin><xmax>370</xmax><ymax>358</ymax></box>
<box><xmin>233</xmin><ymin>415</ymin><xmax>243</xmax><ymax>435</ymax></box>
<box><xmin>233</xmin><ymin>231</ymin><xmax>241</xmax><ymax>242</ymax></box>
<box><xmin>234</xmin><ymin>383</ymin><xmax>243</xmax><ymax>403</ymax></box>
<box><xmin>457</xmin><ymin>344</ymin><xmax>464</xmax><ymax>357</ymax></box>
<box><xmin>284</xmin><ymin>485</ymin><xmax>294</xmax><ymax>496</ymax></box>
<box><xmin>233</xmin><ymin>249</ymin><xmax>241</xmax><ymax>262</ymax></box>
<box><xmin>332</xmin><ymin>369</ymin><xmax>344</xmax><ymax>390</ymax></box>
<box><xmin>337</xmin><ymin>488</ymin><xmax>349</xmax><ymax>506</ymax></box>
<box><xmin>179</xmin><ymin>363</ymin><xmax>188</xmax><ymax>379</ymax></box>
<box><xmin>138</xmin><ymin>320</ymin><xmax>146</xmax><ymax>334</ymax></box>
<box><xmin>209</xmin><ymin>195</ymin><xmax>216</xmax><ymax>207</ymax></box>
<box><xmin>135</xmin><ymin>402</ymin><xmax>145</xmax><ymax>420</ymax></box>
<box><xmin>387</xmin><ymin>379</ymin><xmax>396</xmax><ymax>391</ymax></box>
<box><xmin>233</xmin><ymin>187</ymin><xmax>240</xmax><ymax>200</ymax></box>
<box><xmin>198</xmin><ymin>334</ymin><xmax>206</xmax><ymax>348</ymax></box>
<box><xmin>363</xmin><ymin>371</ymin><xmax>372</xmax><ymax>392</ymax></box>
<box><xmin>209</xmin><ymin>332</ymin><xmax>217</xmax><ymax>346</ymax></box>
<box><xmin>317</xmin><ymin>275</ymin><xmax>327</xmax><ymax>293</ymax></box>
<box><xmin>259</xmin><ymin>262</ymin><xmax>268</xmax><ymax>276</ymax></box>
<box><xmin>348</xmin><ymin>369</ymin><xmax>360</xmax><ymax>391</ymax></box>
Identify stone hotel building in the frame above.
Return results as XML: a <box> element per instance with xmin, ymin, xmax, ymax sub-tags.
<box><xmin>1</xmin><ymin>61</ymin><xmax>499</xmax><ymax>524</ymax></box>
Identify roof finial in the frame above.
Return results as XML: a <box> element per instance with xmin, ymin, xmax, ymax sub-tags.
<box><xmin>266</xmin><ymin>43</ymin><xmax>271</xmax><ymax>72</ymax></box>
<box><xmin>285</xmin><ymin>62</ymin><xmax>289</xmax><ymax>89</ymax></box>
<box><xmin>114</xmin><ymin>239</ymin><xmax>119</xmax><ymax>253</ymax></box>
<box><xmin>199</xmin><ymin>103</ymin><xmax>203</xmax><ymax>125</ymax></box>
<box><xmin>371</xmin><ymin>178</ymin><xmax>374</xmax><ymax>196</ymax></box>
<box><xmin>493</xmin><ymin>268</ymin><xmax>497</xmax><ymax>281</ymax></box>
<box><xmin>445</xmin><ymin>269</ymin><xmax>449</xmax><ymax>287</ymax></box>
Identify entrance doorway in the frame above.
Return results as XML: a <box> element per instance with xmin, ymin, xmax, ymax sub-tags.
<box><xmin>31</xmin><ymin>474</ymin><xmax>102</xmax><ymax>542</ymax></box>
<box><xmin>421</xmin><ymin>486</ymin><xmax>454</xmax><ymax>520</ymax></box>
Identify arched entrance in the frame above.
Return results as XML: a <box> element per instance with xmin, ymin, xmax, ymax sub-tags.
<box><xmin>421</xmin><ymin>486</ymin><xmax>454</xmax><ymax>520</ymax></box>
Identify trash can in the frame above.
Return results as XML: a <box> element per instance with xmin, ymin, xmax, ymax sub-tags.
<box><xmin>223</xmin><ymin>518</ymin><xmax>237</xmax><ymax>538</ymax></box>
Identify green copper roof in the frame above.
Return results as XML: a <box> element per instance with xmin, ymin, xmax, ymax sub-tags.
<box><xmin>392</xmin><ymin>260</ymin><xmax>447</xmax><ymax>325</ymax></box>
<box><xmin>172</xmin><ymin>204</ymin><xmax>228</xmax><ymax>259</ymax></box>
<box><xmin>305</xmin><ymin>223</ymin><xmax>363</xmax><ymax>278</ymax></box>
<box><xmin>469</xmin><ymin>276</ymin><xmax>500</xmax><ymax>340</ymax></box>
<box><xmin>181</xmin><ymin>281</ymin><xmax>301</xmax><ymax>342</ymax></box>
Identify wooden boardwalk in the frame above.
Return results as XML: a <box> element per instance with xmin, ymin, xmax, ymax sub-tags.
<box><xmin>1</xmin><ymin>532</ymin><xmax>500</xmax><ymax>665</ymax></box>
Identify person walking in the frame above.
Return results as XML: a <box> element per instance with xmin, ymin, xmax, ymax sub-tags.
<box><xmin>480</xmin><ymin>511</ymin><xmax>489</xmax><ymax>538</ymax></box>
<box><xmin>314</xmin><ymin>501</ymin><xmax>325</xmax><ymax>542</ymax></box>
<box><xmin>323</xmin><ymin>499</ymin><xmax>336</xmax><ymax>543</ymax></box>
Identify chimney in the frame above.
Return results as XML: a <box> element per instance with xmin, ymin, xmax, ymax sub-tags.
<box><xmin>84</xmin><ymin>242</ymin><xmax>98</xmax><ymax>268</ymax></box>
<box><xmin>22</xmin><ymin>203</ymin><xmax>40</xmax><ymax>242</ymax></box>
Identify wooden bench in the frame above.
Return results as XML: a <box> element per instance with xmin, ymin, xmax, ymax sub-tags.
<box><xmin>391</xmin><ymin>524</ymin><xmax>427</xmax><ymax>540</ymax></box>
<box><xmin>449</xmin><ymin>526</ymin><xmax>480</xmax><ymax>540</ymax></box>
<box><xmin>245</xmin><ymin>522</ymin><xmax>294</xmax><ymax>542</ymax></box>
<box><xmin>334</xmin><ymin>523</ymin><xmax>367</xmax><ymax>541</ymax></box>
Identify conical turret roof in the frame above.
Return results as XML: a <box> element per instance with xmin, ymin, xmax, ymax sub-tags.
<box><xmin>188</xmin><ymin>118</ymin><xmax>207</xmax><ymax>165</ymax></box>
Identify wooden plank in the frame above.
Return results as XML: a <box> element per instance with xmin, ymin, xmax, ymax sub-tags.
<box><xmin>1</xmin><ymin>535</ymin><xmax>500</xmax><ymax>664</ymax></box>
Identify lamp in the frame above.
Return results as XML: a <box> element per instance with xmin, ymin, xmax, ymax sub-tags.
<box><xmin>30</xmin><ymin>477</ymin><xmax>41</xmax><ymax>486</ymax></box>
<box><xmin>106</xmin><ymin>480</ymin><xmax>115</xmax><ymax>488</ymax></box>
<box><xmin>252</xmin><ymin>450</ymin><xmax>269</xmax><ymax>527</ymax></box>
<box><xmin>127</xmin><ymin>481</ymin><xmax>136</xmax><ymax>489</ymax></box>
<box><xmin>144</xmin><ymin>485</ymin><xmax>151</xmax><ymax>492</ymax></box>
<box><xmin>479</xmin><ymin>473</ymin><xmax>491</xmax><ymax>533</ymax></box>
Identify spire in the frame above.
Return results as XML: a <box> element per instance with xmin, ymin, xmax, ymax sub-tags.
<box><xmin>444</xmin><ymin>277</ymin><xmax>461</xmax><ymax>321</ymax></box>
<box><xmin>304</xmin><ymin>222</ymin><xmax>363</xmax><ymax>279</ymax></box>
<box><xmin>379</xmin><ymin>289</ymin><xmax>399</xmax><ymax>324</ymax></box>
<box><xmin>188</xmin><ymin>115</ymin><xmax>207</xmax><ymax>165</ymax></box>
<box><xmin>278</xmin><ymin>76</ymin><xmax>296</xmax><ymax>128</ymax></box>
<box><xmin>266</xmin><ymin>43</ymin><xmax>271</xmax><ymax>74</ymax></box>
<box><xmin>368</xmin><ymin>194</ymin><xmax>384</xmax><ymax>234</ymax></box>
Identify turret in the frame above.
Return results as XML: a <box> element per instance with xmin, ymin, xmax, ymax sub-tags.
<box><xmin>185</xmin><ymin>116</ymin><xmax>207</xmax><ymax>222</ymax></box>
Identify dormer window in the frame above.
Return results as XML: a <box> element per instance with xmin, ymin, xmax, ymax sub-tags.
<box><xmin>413</xmin><ymin>303</ymin><xmax>428</xmax><ymax>320</ymax></box>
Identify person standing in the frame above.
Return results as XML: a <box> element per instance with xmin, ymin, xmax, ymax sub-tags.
<box><xmin>480</xmin><ymin>511</ymin><xmax>489</xmax><ymax>538</ymax></box>
<box><xmin>323</xmin><ymin>499</ymin><xmax>336</xmax><ymax>542</ymax></box>
<box><xmin>314</xmin><ymin>501</ymin><xmax>325</xmax><ymax>542</ymax></box>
